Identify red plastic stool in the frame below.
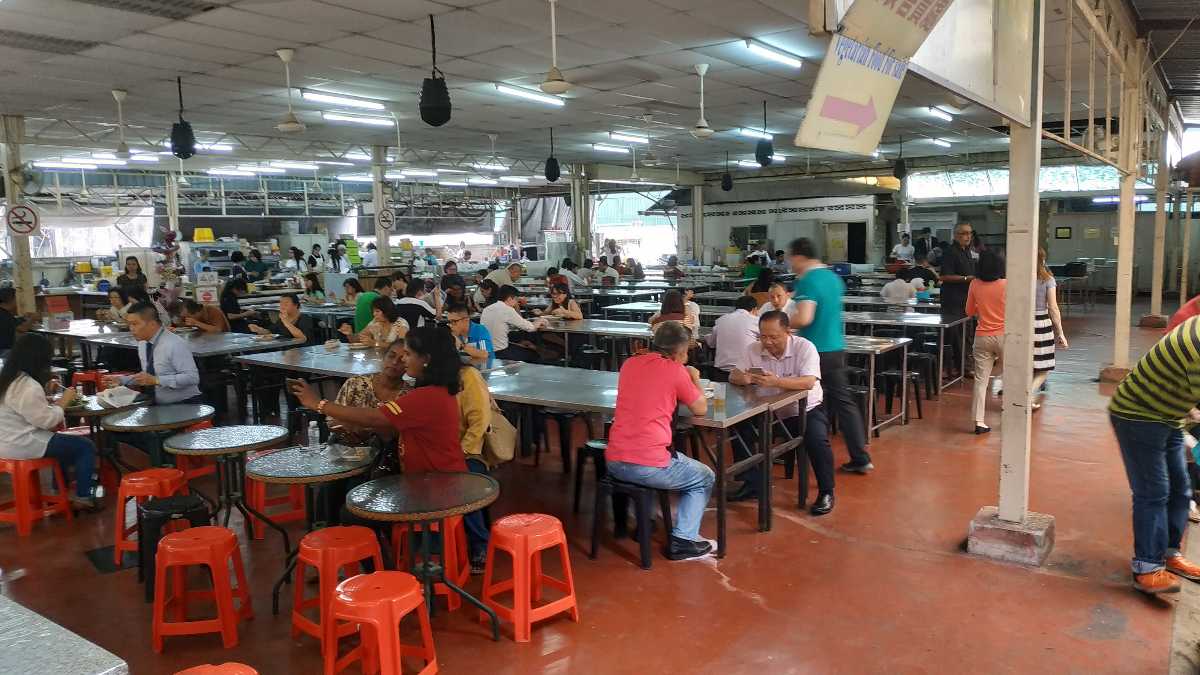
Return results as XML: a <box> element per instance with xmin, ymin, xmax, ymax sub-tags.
<box><xmin>113</xmin><ymin>468</ymin><xmax>189</xmax><ymax>565</ymax></box>
<box><xmin>245</xmin><ymin>458</ymin><xmax>305</xmax><ymax>540</ymax></box>
<box><xmin>391</xmin><ymin>516</ymin><xmax>470</xmax><ymax>610</ymax></box>
<box><xmin>0</xmin><ymin>457</ymin><xmax>74</xmax><ymax>536</ymax></box>
<box><xmin>292</xmin><ymin>526</ymin><xmax>383</xmax><ymax>652</ymax></box>
<box><xmin>175</xmin><ymin>421</ymin><xmax>216</xmax><ymax>479</ymax></box>
<box><xmin>152</xmin><ymin>526</ymin><xmax>253</xmax><ymax>653</ymax></box>
<box><xmin>71</xmin><ymin>369</ymin><xmax>109</xmax><ymax>395</ymax></box>
<box><xmin>323</xmin><ymin>571</ymin><xmax>437</xmax><ymax>675</ymax></box>
<box><xmin>175</xmin><ymin>664</ymin><xmax>259</xmax><ymax>675</ymax></box>
<box><xmin>479</xmin><ymin>513</ymin><xmax>579</xmax><ymax>642</ymax></box>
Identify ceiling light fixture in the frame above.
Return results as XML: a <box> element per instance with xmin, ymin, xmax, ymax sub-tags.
<box><xmin>437</xmin><ymin>168</ymin><xmax>468</xmax><ymax>173</ymax></box>
<box><xmin>691</xmin><ymin>63</ymin><xmax>714</xmax><ymax>140</ymax></box>
<box><xmin>1093</xmin><ymin>195</ymin><xmax>1148</xmax><ymax>204</ymax></box>
<box><xmin>275</xmin><ymin>48</ymin><xmax>306</xmax><ymax>133</ymax></box>
<box><xmin>65</xmin><ymin>157</ymin><xmax>125</xmax><ymax>166</ymax></box>
<box><xmin>500</xmin><ymin>176</ymin><xmax>530</xmax><ymax>183</ymax></box>
<box><xmin>439</xmin><ymin>181</ymin><xmax>468</xmax><ymax>187</ymax></box>
<box><xmin>540</xmin><ymin>0</ymin><xmax>574</xmax><ymax>95</ymax></box>
<box><xmin>384</xmin><ymin>171</ymin><xmax>407</xmax><ymax>180</ymax></box>
<box><xmin>271</xmin><ymin>161</ymin><xmax>318</xmax><ymax>170</ymax></box>
<box><xmin>495</xmin><ymin>83</ymin><xmax>566</xmax><ymax>107</ymax></box>
<box><xmin>610</xmin><ymin>132</ymin><xmax>649</xmax><ymax>144</ymax></box>
<box><xmin>208</xmin><ymin>169</ymin><xmax>255</xmax><ymax>177</ymax></box>
<box><xmin>469</xmin><ymin>177</ymin><xmax>498</xmax><ymax>185</ymax></box>
<box><xmin>927</xmin><ymin>106</ymin><xmax>954</xmax><ymax>122</ymax></box>
<box><xmin>930</xmin><ymin>138</ymin><xmax>952</xmax><ymax>147</ymax></box>
<box><xmin>337</xmin><ymin>174</ymin><xmax>373</xmax><ymax>182</ymax></box>
<box><xmin>344</xmin><ymin>152</ymin><xmax>371</xmax><ymax>161</ymax></box>
<box><xmin>237</xmin><ymin>165</ymin><xmax>286</xmax><ymax>174</ymax></box>
<box><xmin>739</xmin><ymin>128</ymin><xmax>772</xmax><ymax>140</ymax></box>
<box><xmin>593</xmin><ymin>143</ymin><xmax>629</xmax><ymax>154</ymax></box>
<box><xmin>472</xmin><ymin>162</ymin><xmax>508</xmax><ymax>172</ymax></box>
<box><xmin>129</xmin><ymin>154</ymin><xmax>159</xmax><ymax>163</ymax></box>
<box><xmin>300</xmin><ymin>89</ymin><xmax>386</xmax><ymax>111</ymax></box>
<box><xmin>322</xmin><ymin>112</ymin><xmax>395</xmax><ymax>127</ymax></box>
<box><xmin>402</xmin><ymin>169</ymin><xmax>438</xmax><ymax>177</ymax></box>
<box><xmin>744</xmin><ymin>39</ymin><xmax>804</xmax><ymax>69</ymax></box>
<box><xmin>36</xmin><ymin>161</ymin><xmax>97</xmax><ymax>170</ymax></box>
<box><xmin>316</xmin><ymin>160</ymin><xmax>355</xmax><ymax>166</ymax></box>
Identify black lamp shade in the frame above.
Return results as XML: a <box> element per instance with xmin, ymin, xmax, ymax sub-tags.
<box><xmin>893</xmin><ymin>158</ymin><xmax>908</xmax><ymax>180</ymax></box>
<box><xmin>545</xmin><ymin>156</ymin><xmax>560</xmax><ymax>182</ymax></box>
<box><xmin>420</xmin><ymin>76</ymin><xmax>451</xmax><ymax>127</ymax></box>
<box><xmin>755</xmin><ymin>139</ymin><xmax>774</xmax><ymax>166</ymax></box>
<box><xmin>721</xmin><ymin>172</ymin><xmax>733</xmax><ymax>191</ymax></box>
<box><xmin>171</xmin><ymin>120</ymin><xmax>195</xmax><ymax>160</ymax></box>
<box><xmin>563</xmin><ymin>191</ymin><xmax>572</xmax><ymax>207</ymax></box>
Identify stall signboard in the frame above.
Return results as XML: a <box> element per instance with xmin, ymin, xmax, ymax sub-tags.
<box><xmin>197</xmin><ymin>271</ymin><xmax>219</xmax><ymax>286</ymax></box>
<box><xmin>196</xmin><ymin>286</ymin><xmax>219</xmax><ymax>304</ymax></box>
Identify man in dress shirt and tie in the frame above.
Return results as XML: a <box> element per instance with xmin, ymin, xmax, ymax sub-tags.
<box><xmin>103</xmin><ymin>302</ymin><xmax>202</xmax><ymax>404</ymax></box>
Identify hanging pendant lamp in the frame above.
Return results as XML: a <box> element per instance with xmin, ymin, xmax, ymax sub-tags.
<box><xmin>419</xmin><ymin>14</ymin><xmax>452</xmax><ymax>127</ymax></box>
<box><xmin>544</xmin><ymin>127</ymin><xmax>561</xmax><ymax>182</ymax></box>
<box><xmin>170</xmin><ymin>77</ymin><xmax>196</xmax><ymax>160</ymax></box>
<box><xmin>721</xmin><ymin>151</ymin><xmax>733</xmax><ymax>191</ymax></box>
<box><xmin>755</xmin><ymin>101</ymin><xmax>774</xmax><ymax>166</ymax></box>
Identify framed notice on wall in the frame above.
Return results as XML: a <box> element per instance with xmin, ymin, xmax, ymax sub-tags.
<box><xmin>1054</xmin><ymin>227</ymin><xmax>1072</xmax><ymax>239</ymax></box>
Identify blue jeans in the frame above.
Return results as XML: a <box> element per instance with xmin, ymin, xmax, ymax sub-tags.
<box><xmin>463</xmin><ymin>457</ymin><xmax>490</xmax><ymax>558</ymax></box>
<box><xmin>1111</xmin><ymin>415</ymin><xmax>1192</xmax><ymax>574</ymax></box>
<box><xmin>44</xmin><ymin>433</ymin><xmax>97</xmax><ymax>498</ymax></box>
<box><xmin>607</xmin><ymin>454</ymin><xmax>715</xmax><ymax>542</ymax></box>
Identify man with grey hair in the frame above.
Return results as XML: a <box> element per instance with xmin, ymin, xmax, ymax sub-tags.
<box><xmin>605</xmin><ymin>320</ymin><xmax>715</xmax><ymax>561</ymax></box>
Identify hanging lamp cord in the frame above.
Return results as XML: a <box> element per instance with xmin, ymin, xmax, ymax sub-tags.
<box><xmin>429</xmin><ymin>15</ymin><xmax>443</xmax><ymax>79</ymax></box>
<box><xmin>177</xmin><ymin>77</ymin><xmax>185</xmax><ymax>121</ymax></box>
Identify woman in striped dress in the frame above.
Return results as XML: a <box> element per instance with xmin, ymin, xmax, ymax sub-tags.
<box><xmin>1031</xmin><ymin>248</ymin><xmax>1069</xmax><ymax>410</ymax></box>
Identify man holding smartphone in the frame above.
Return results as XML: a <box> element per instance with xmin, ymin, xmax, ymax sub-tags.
<box><xmin>728</xmin><ymin>311</ymin><xmax>835</xmax><ymax>514</ymax></box>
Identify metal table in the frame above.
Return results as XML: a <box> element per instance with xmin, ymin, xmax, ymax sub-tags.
<box><xmin>691</xmin><ymin>291</ymin><xmax>747</xmax><ymax>305</ymax></box>
<box><xmin>482</xmin><ymin>362</ymin><xmax>806</xmax><ymax>556</ymax></box>
<box><xmin>247</xmin><ymin>444</ymin><xmax>379</xmax><ymax>614</ymax></box>
<box><xmin>842</xmin><ymin>312</ymin><xmax>970</xmax><ymax>393</ymax></box>
<box><xmin>100</xmin><ymin>403</ymin><xmax>216</xmax><ymax>466</ymax></box>
<box><xmin>843</xmin><ymin>297</ymin><xmax>940</xmax><ymax>313</ymax></box>
<box><xmin>603</xmin><ymin>302</ymin><xmax>732</xmax><ymax>322</ymax></box>
<box><xmin>844</xmin><ymin>336</ymin><xmax>911</xmax><ymax>436</ymax></box>
<box><xmin>235</xmin><ymin>344</ymin><xmax>512</xmax><ymax>379</ymax></box>
<box><xmin>164</xmin><ymin>425</ymin><xmax>292</xmax><ymax>554</ymax></box>
<box><xmin>346</xmin><ymin>472</ymin><xmax>501</xmax><ymax>639</ymax></box>
<box><xmin>0</xmin><ymin>595</ymin><xmax>128</xmax><ymax>675</ymax></box>
<box><xmin>84</xmin><ymin>331</ymin><xmax>306</xmax><ymax>358</ymax></box>
<box><xmin>31</xmin><ymin>319</ymin><xmax>129</xmax><ymax>369</ymax></box>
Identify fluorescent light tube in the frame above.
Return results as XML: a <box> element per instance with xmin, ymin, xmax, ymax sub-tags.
<box><xmin>738</xmin><ymin>128</ymin><xmax>772</xmax><ymax>140</ymax></box>
<box><xmin>468</xmin><ymin>177</ymin><xmax>499</xmax><ymax>185</ymax></box>
<box><xmin>593</xmin><ymin>144</ymin><xmax>630</xmax><ymax>154</ymax></box>
<box><xmin>337</xmin><ymin>174</ymin><xmax>373</xmax><ymax>182</ymax></box>
<box><xmin>65</xmin><ymin>157</ymin><xmax>125</xmax><ymax>166</ymax></box>
<box><xmin>208</xmin><ymin>169</ymin><xmax>255</xmax><ymax>177</ymax></box>
<box><xmin>471</xmin><ymin>162</ymin><xmax>509</xmax><ymax>172</ymax></box>
<box><xmin>494</xmin><ymin>83</ymin><xmax>566</xmax><ymax>107</ymax></box>
<box><xmin>322</xmin><ymin>112</ymin><xmax>395</xmax><ymax>127</ymax></box>
<box><xmin>401</xmin><ymin>169</ymin><xmax>438</xmax><ymax>177</ymax></box>
<box><xmin>927</xmin><ymin>106</ymin><xmax>954</xmax><ymax>122</ymax></box>
<box><xmin>36</xmin><ymin>161</ymin><xmax>97</xmax><ymax>170</ymax></box>
<box><xmin>610</xmin><ymin>132</ymin><xmax>649</xmax><ymax>144</ymax></box>
<box><xmin>744</xmin><ymin>39</ymin><xmax>804</xmax><ymax>69</ymax></box>
<box><xmin>439</xmin><ymin>181</ymin><xmax>468</xmax><ymax>187</ymax></box>
<box><xmin>500</xmin><ymin>176</ymin><xmax>529</xmax><ymax>183</ymax></box>
<box><xmin>301</xmin><ymin>89</ymin><xmax>386</xmax><ymax>111</ymax></box>
<box><xmin>930</xmin><ymin>138</ymin><xmax>952</xmax><ymax>148</ymax></box>
<box><xmin>271</xmin><ymin>161</ymin><xmax>319</xmax><ymax>170</ymax></box>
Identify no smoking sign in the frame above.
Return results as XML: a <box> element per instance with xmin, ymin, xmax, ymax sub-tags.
<box><xmin>375</xmin><ymin>208</ymin><xmax>396</xmax><ymax>231</ymax></box>
<box><xmin>5</xmin><ymin>204</ymin><xmax>40</xmax><ymax>236</ymax></box>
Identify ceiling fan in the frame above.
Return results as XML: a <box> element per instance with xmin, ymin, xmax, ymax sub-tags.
<box><xmin>690</xmin><ymin>64</ymin><xmax>714</xmax><ymax>140</ymax></box>
<box><xmin>275</xmin><ymin>48</ymin><xmax>306</xmax><ymax>134</ymax></box>
<box><xmin>540</xmin><ymin>0</ymin><xmax>573</xmax><ymax>95</ymax></box>
<box><xmin>111</xmin><ymin>89</ymin><xmax>131</xmax><ymax>159</ymax></box>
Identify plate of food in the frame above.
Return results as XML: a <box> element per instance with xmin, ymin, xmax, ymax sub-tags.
<box><xmin>173</xmin><ymin>326</ymin><xmax>198</xmax><ymax>334</ymax></box>
<box><xmin>253</xmin><ymin>333</ymin><xmax>278</xmax><ymax>342</ymax></box>
<box><xmin>347</xmin><ymin>342</ymin><xmax>373</xmax><ymax>350</ymax></box>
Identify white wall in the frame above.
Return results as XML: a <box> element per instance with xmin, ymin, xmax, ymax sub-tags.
<box><xmin>680</xmin><ymin>196</ymin><xmax>878</xmax><ymax>263</ymax></box>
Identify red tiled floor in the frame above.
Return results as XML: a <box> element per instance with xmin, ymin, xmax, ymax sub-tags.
<box><xmin>0</xmin><ymin>300</ymin><xmax>1183</xmax><ymax>674</ymax></box>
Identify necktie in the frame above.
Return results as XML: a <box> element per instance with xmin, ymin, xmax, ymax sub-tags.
<box><xmin>144</xmin><ymin>338</ymin><xmax>156</xmax><ymax>376</ymax></box>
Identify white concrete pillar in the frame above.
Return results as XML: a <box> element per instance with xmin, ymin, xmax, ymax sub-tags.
<box><xmin>1186</xmin><ymin>190</ymin><xmax>1196</xmax><ymax>306</ymax></box>
<box><xmin>899</xmin><ymin>175</ymin><xmax>911</xmax><ymax>235</ymax></box>
<box><xmin>569</xmin><ymin>172</ymin><xmax>590</xmax><ymax>261</ymax></box>
<box><xmin>691</xmin><ymin>185</ymin><xmax>705</xmax><ymax>263</ymax></box>
<box><xmin>165</xmin><ymin>172</ymin><xmax>181</xmax><ymax>234</ymax></box>
<box><xmin>1170</xmin><ymin>186</ymin><xmax>1183</xmax><ymax>294</ymax></box>
<box><xmin>1144</xmin><ymin>126</ymin><xmax>1169</xmax><ymax>324</ymax></box>
<box><xmin>371</xmin><ymin>146</ymin><xmax>391</xmax><ymax>265</ymax></box>
<box><xmin>2</xmin><ymin>115</ymin><xmax>33</xmax><ymax>314</ymax></box>
<box><xmin>1103</xmin><ymin>43</ymin><xmax>1144</xmax><ymax>380</ymax></box>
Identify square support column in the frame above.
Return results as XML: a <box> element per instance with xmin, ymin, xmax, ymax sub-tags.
<box><xmin>569</xmin><ymin>173</ymin><xmax>591</xmax><ymax>261</ymax></box>
<box><xmin>690</xmin><ymin>185</ymin><xmax>705</xmax><ymax>262</ymax></box>
<box><xmin>2</xmin><ymin>115</ymin><xmax>33</xmax><ymax>314</ymax></box>
<box><xmin>1140</xmin><ymin>125</ymin><xmax>1170</xmax><ymax>327</ymax></box>
<box><xmin>371</xmin><ymin>146</ymin><xmax>391</xmax><ymax>265</ymax></box>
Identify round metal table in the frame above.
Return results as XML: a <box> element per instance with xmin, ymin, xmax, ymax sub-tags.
<box><xmin>247</xmin><ymin>445</ymin><xmax>379</xmax><ymax>614</ymax></box>
<box><xmin>63</xmin><ymin>395</ymin><xmax>143</xmax><ymax>477</ymax></box>
<box><xmin>346</xmin><ymin>473</ymin><xmax>501</xmax><ymax>639</ymax></box>
<box><xmin>100</xmin><ymin>403</ymin><xmax>215</xmax><ymax>466</ymax></box>
<box><xmin>163</xmin><ymin>425</ymin><xmax>291</xmax><ymax>553</ymax></box>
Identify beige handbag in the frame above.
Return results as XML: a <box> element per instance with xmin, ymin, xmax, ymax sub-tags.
<box><xmin>483</xmin><ymin>396</ymin><xmax>517</xmax><ymax>464</ymax></box>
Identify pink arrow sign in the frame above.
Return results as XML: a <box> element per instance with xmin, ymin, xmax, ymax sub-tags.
<box><xmin>819</xmin><ymin>96</ymin><xmax>877</xmax><ymax>136</ymax></box>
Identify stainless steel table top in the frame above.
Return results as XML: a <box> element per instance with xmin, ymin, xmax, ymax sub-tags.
<box><xmin>235</xmin><ymin>343</ymin><xmax>514</xmax><ymax>378</ymax></box>
<box><xmin>482</xmin><ymin>361</ymin><xmax>805</xmax><ymax>428</ymax></box>
<box><xmin>575</xmin><ymin>288</ymin><xmax>662</xmax><ymax>299</ymax></box>
<box><xmin>0</xmin><ymin>595</ymin><xmax>128</xmax><ymax>675</ymax></box>
<box><xmin>540</xmin><ymin>318</ymin><xmax>657</xmax><ymax>339</ymax></box>
<box><xmin>85</xmin><ymin>331</ymin><xmax>306</xmax><ymax>358</ymax></box>
<box><xmin>842</xmin><ymin>311</ymin><xmax>969</xmax><ymax>328</ymax></box>
<box><xmin>603</xmin><ymin>302</ymin><xmax>733</xmax><ymax>318</ymax></box>
<box><xmin>692</xmin><ymin>291</ymin><xmax>746</xmax><ymax>303</ymax></box>
<box><xmin>844</xmin><ymin>335</ymin><xmax>912</xmax><ymax>355</ymax></box>
<box><xmin>842</xmin><ymin>297</ymin><xmax>941</xmax><ymax>310</ymax></box>
<box><xmin>31</xmin><ymin>319</ymin><xmax>128</xmax><ymax>340</ymax></box>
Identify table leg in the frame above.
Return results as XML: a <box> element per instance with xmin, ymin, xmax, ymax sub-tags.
<box><xmin>716</xmin><ymin>428</ymin><xmax>727</xmax><ymax>558</ymax></box>
<box><xmin>758</xmin><ymin>410</ymin><xmax>771</xmax><ymax>532</ymax></box>
<box><xmin>900</xmin><ymin>345</ymin><xmax>908</xmax><ymax>424</ymax></box>
<box><xmin>226</xmin><ymin>456</ymin><xmax>291</xmax><ymax>556</ymax></box>
<box><xmin>867</xmin><ymin>353</ymin><xmax>878</xmax><ymax>438</ymax></box>
<box><xmin>272</xmin><ymin>483</ymin><xmax>325</xmax><ymax>615</ymax></box>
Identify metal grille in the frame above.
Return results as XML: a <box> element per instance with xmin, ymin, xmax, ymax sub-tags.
<box><xmin>0</xmin><ymin>30</ymin><xmax>98</xmax><ymax>55</ymax></box>
<box><xmin>70</xmin><ymin>0</ymin><xmax>216</xmax><ymax>20</ymax></box>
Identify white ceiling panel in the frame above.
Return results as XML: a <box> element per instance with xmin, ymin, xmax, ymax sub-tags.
<box><xmin>322</xmin><ymin>36</ymin><xmax>430</xmax><ymax>68</ymax></box>
<box><xmin>509</xmin><ymin>38</ymin><xmax>628</xmax><ymax>71</ymax></box>
<box><xmin>316</xmin><ymin>0</ymin><xmax>457</xmax><ymax>20</ymax></box>
<box><xmin>474</xmin><ymin>0</ymin><xmax>611</xmax><ymax>34</ymax></box>
<box><xmin>571</xmin><ymin>0</ymin><xmax>677</xmax><ymax>26</ymax></box>
<box><xmin>190</xmin><ymin>8</ymin><xmax>351</xmax><ymax>43</ymax></box>
<box><xmin>147</xmin><ymin>23</ymin><xmax>281</xmax><ymax>52</ymax></box>
<box><xmin>571</xmin><ymin>27</ymin><xmax>681</xmax><ymax>58</ymax></box>
<box><xmin>0</xmin><ymin>8</ymin><xmax>134</xmax><ymax>43</ymax></box>
<box><xmin>381</xmin><ymin>10</ymin><xmax>541</xmax><ymax>57</ymax></box>
<box><xmin>640</xmin><ymin>50</ymin><xmax>740</xmax><ymax>74</ymax></box>
<box><xmin>640</xmin><ymin>13</ymin><xmax>743</xmax><ymax>49</ymax></box>
<box><xmin>110</xmin><ymin>34</ymin><xmax>264</xmax><ymax>64</ymax></box>
<box><xmin>78</xmin><ymin>45</ymin><xmax>215</xmax><ymax>76</ymax></box>
<box><xmin>0</xmin><ymin>0</ymin><xmax>174</xmax><ymax>33</ymax></box>
<box><xmin>234</xmin><ymin>1</ymin><xmax>391</xmax><ymax>32</ymax></box>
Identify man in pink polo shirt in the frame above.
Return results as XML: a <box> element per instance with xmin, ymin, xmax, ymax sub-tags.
<box><xmin>729</xmin><ymin>310</ymin><xmax>835</xmax><ymax>515</ymax></box>
<box><xmin>606</xmin><ymin>320</ymin><xmax>714</xmax><ymax>561</ymax></box>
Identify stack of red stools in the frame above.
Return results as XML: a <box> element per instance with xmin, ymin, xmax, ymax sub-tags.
<box><xmin>113</xmin><ymin>468</ymin><xmax>189</xmax><ymax>565</ymax></box>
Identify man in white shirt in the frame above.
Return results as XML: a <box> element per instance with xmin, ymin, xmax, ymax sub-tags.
<box><xmin>596</xmin><ymin>258</ymin><xmax>620</xmax><ymax>283</ymax></box>
<box><xmin>484</xmin><ymin>262</ymin><xmax>523</xmax><ymax>290</ymax></box>
<box><xmin>703</xmin><ymin>296</ymin><xmax>760</xmax><ymax>380</ymax></box>
<box><xmin>361</xmin><ymin>243</ymin><xmax>378</xmax><ymax>267</ymax></box>
<box><xmin>728</xmin><ymin>309</ymin><xmax>835</xmax><ymax>515</ymax></box>
<box><xmin>880</xmin><ymin>273</ymin><xmax>916</xmax><ymax>303</ymax></box>
<box><xmin>480</xmin><ymin>286</ymin><xmax>545</xmax><ymax>362</ymax></box>
<box><xmin>759</xmin><ymin>282</ymin><xmax>795</xmax><ymax>316</ymax></box>
<box><xmin>891</xmin><ymin>234</ymin><xmax>915</xmax><ymax>262</ymax></box>
<box><xmin>560</xmin><ymin>259</ymin><xmax>589</xmax><ymax>290</ymax></box>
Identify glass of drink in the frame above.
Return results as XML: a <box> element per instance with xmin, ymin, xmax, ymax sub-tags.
<box><xmin>712</xmin><ymin>382</ymin><xmax>727</xmax><ymax>412</ymax></box>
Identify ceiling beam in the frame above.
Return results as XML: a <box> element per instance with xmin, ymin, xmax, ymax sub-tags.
<box><xmin>1170</xmin><ymin>90</ymin><xmax>1200</xmax><ymax>99</ymax></box>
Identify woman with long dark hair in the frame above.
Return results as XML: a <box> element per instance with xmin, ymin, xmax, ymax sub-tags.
<box><xmin>743</xmin><ymin>268</ymin><xmax>774</xmax><ymax>308</ymax></box>
<box><xmin>536</xmin><ymin>283</ymin><xmax>583</xmax><ymax>320</ymax></box>
<box><xmin>339</xmin><ymin>295</ymin><xmax>409</xmax><ymax>346</ymax></box>
<box><xmin>649</xmin><ymin>290</ymin><xmax>695</xmax><ymax>335</ymax></box>
<box><xmin>474</xmin><ymin>278</ymin><xmax>499</xmax><ymax>308</ymax></box>
<box><xmin>220</xmin><ymin>277</ymin><xmax>257</xmax><ymax>332</ymax></box>
<box><xmin>1031</xmin><ymin>248</ymin><xmax>1068</xmax><ymax>410</ymax></box>
<box><xmin>341</xmin><ymin>278</ymin><xmax>364</xmax><ymax>307</ymax></box>
<box><xmin>115</xmin><ymin>256</ymin><xmax>147</xmax><ymax>290</ymax></box>
<box><xmin>290</xmin><ymin>326</ymin><xmax>467</xmax><ymax>473</ymax></box>
<box><xmin>0</xmin><ymin>334</ymin><xmax>99</xmax><ymax>510</ymax></box>
<box><xmin>302</xmin><ymin>273</ymin><xmax>325</xmax><ymax>304</ymax></box>
<box><xmin>285</xmin><ymin>246</ymin><xmax>308</xmax><ymax>273</ymax></box>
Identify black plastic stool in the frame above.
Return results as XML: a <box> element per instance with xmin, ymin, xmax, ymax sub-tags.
<box><xmin>576</xmin><ymin>346</ymin><xmax>609</xmax><ymax>371</ymax></box>
<box><xmin>573</xmin><ymin>439</ymin><xmax>607</xmax><ymax>513</ymax></box>
<box><xmin>590</xmin><ymin>476</ymin><xmax>673</xmax><ymax>569</ymax></box>
<box><xmin>878</xmin><ymin>370</ymin><xmax>923</xmax><ymax>421</ymax></box>
<box><xmin>906</xmin><ymin>352</ymin><xmax>938</xmax><ymax>400</ymax></box>
<box><xmin>137</xmin><ymin>494</ymin><xmax>211</xmax><ymax>603</ymax></box>
<box><xmin>537</xmin><ymin>409</ymin><xmax>594</xmax><ymax>473</ymax></box>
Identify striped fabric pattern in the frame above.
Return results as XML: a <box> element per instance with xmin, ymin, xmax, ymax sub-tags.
<box><xmin>1109</xmin><ymin>316</ymin><xmax>1200</xmax><ymax>426</ymax></box>
<box><xmin>1033</xmin><ymin>312</ymin><xmax>1055</xmax><ymax>372</ymax></box>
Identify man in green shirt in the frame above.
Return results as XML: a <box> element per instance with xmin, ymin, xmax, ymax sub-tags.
<box><xmin>353</xmin><ymin>277</ymin><xmax>392</xmax><ymax>332</ymax></box>
<box><xmin>1109</xmin><ymin>316</ymin><xmax>1200</xmax><ymax>595</ymax></box>
<box><xmin>788</xmin><ymin>237</ymin><xmax>872</xmax><ymax>475</ymax></box>
<box><xmin>243</xmin><ymin>249</ymin><xmax>272</xmax><ymax>281</ymax></box>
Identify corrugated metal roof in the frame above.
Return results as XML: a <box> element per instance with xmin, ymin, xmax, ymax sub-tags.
<box><xmin>1130</xmin><ymin>0</ymin><xmax>1200</xmax><ymax>120</ymax></box>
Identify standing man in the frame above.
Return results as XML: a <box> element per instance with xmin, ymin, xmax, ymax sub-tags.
<box><xmin>938</xmin><ymin>222</ymin><xmax>978</xmax><ymax>377</ymax></box>
<box><xmin>913</xmin><ymin>228</ymin><xmax>939</xmax><ymax>259</ymax></box>
<box><xmin>1109</xmin><ymin>316</ymin><xmax>1200</xmax><ymax>594</ymax></box>
<box><xmin>891</xmin><ymin>234</ymin><xmax>915</xmax><ymax>262</ymax></box>
<box><xmin>787</xmin><ymin>238</ymin><xmax>873</xmax><ymax>474</ymax></box>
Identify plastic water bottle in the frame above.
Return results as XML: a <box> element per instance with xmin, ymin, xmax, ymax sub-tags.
<box><xmin>306</xmin><ymin>421</ymin><xmax>321</xmax><ymax>454</ymax></box>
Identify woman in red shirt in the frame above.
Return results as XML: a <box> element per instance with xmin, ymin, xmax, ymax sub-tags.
<box><xmin>289</xmin><ymin>326</ymin><xmax>466</xmax><ymax>473</ymax></box>
<box><xmin>965</xmin><ymin>250</ymin><xmax>1006</xmax><ymax>435</ymax></box>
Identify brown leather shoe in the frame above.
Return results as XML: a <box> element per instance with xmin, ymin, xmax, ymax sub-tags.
<box><xmin>1133</xmin><ymin>569</ymin><xmax>1182</xmax><ymax>594</ymax></box>
<box><xmin>1166</xmin><ymin>555</ymin><xmax>1200</xmax><ymax>582</ymax></box>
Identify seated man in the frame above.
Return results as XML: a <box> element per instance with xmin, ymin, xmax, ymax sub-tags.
<box><xmin>880</xmin><ymin>270</ymin><xmax>916</xmax><ymax>303</ymax></box>
<box><xmin>175</xmin><ymin>299</ymin><xmax>230</xmax><ymax>333</ymax></box>
<box><xmin>249</xmin><ymin>293</ymin><xmax>320</xmax><ymax>346</ymax></box>
<box><xmin>605</xmin><ymin>320</ymin><xmax>714</xmax><ymax>561</ymax></box>
<box><xmin>446</xmin><ymin>303</ymin><xmax>494</xmax><ymax>365</ymax></box>
<box><xmin>727</xmin><ymin>310</ymin><xmax>834</xmax><ymax>515</ymax></box>
<box><xmin>480</xmin><ymin>286</ymin><xmax>545</xmax><ymax>362</ymax></box>
<box><xmin>703</xmin><ymin>295</ymin><xmax>759</xmax><ymax>381</ymax></box>
<box><xmin>0</xmin><ymin>287</ymin><xmax>36</xmax><ymax>357</ymax></box>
